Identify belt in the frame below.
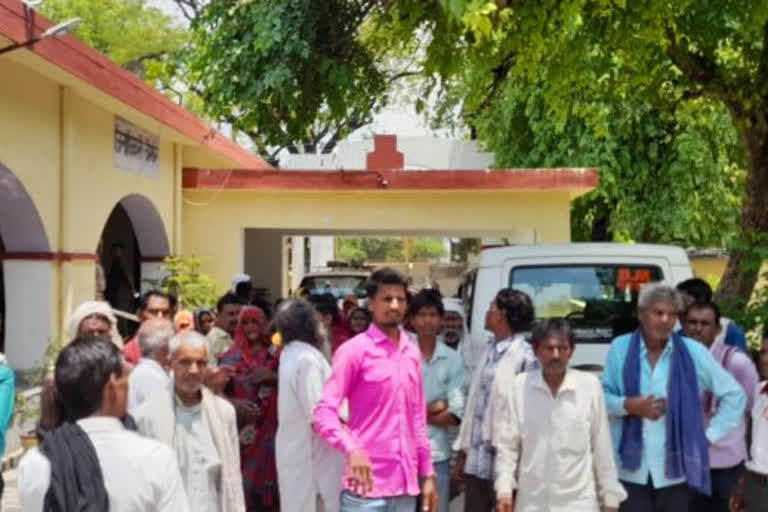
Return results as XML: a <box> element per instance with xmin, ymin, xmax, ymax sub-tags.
<box><xmin>748</xmin><ymin>469</ymin><xmax>768</xmax><ymax>487</ymax></box>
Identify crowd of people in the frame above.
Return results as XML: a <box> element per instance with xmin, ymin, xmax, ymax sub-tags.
<box><xmin>7</xmin><ymin>269</ymin><xmax>768</xmax><ymax>512</ymax></box>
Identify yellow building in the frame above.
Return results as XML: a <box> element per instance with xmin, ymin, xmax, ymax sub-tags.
<box><xmin>0</xmin><ymin>0</ymin><xmax>597</xmax><ymax>369</ymax></box>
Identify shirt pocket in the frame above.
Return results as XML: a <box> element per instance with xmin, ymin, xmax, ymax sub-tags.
<box><xmin>559</xmin><ymin>419</ymin><xmax>590</xmax><ymax>458</ymax></box>
<box><xmin>361</xmin><ymin>357</ymin><xmax>394</xmax><ymax>383</ymax></box>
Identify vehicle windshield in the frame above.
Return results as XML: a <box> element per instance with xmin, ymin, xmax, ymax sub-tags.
<box><xmin>510</xmin><ymin>264</ymin><xmax>663</xmax><ymax>343</ymax></box>
<box><xmin>300</xmin><ymin>275</ymin><xmax>368</xmax><ymax>299</ymax></box>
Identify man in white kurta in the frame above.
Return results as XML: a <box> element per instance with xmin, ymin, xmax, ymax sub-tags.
<box><xmin>128</xmin><ymin>318</ymin><xmax>173</xmax><ymax>414</ymax></box>
<box><xmin>492</xmin><ymin>318</ymin><xmax>626</xmax><ymax>512</ymax></box>
<box><xmin>135</xmin><ymin>331</ymin><xmax>245</xmax><ymax>512</ymax></box>
<box><xmin>274</xmin><ymin>299</ymin><xmax>344</xmax><ymax>512</ymax></box>
<box><xmin>174</xmin><ymin>396</ymin><xmax>222</xmax><ymax>511</ymax></box>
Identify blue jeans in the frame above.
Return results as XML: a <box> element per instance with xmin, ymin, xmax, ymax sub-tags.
<box><xmin>340</xmin><ymin>491</ymin><xmax>417</xmax><ymax>512</ymax></box>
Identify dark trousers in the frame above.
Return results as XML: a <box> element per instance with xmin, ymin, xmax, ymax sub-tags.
<box><xmin>620</xmin><ymin>479</ymin><xmax>692</xmax><ymax>512</ymax></box>
<box><xmin>689</xmin><ymin>463</ymin><xmax>744</xmax><ymax>512</ymax></box>
<box><xmin>744</xmin><ymin>470</ymin><xmax>768</xmax><ymax>512</ymax></box>
<box><xmin>463</xmin><ymin>475</ymin><xmax>495</xmax><ymax>512</ymax></box>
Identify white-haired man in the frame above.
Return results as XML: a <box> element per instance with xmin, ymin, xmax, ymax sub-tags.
<box><xmin>134</xmin><ymin>331</ymin><xmax>245</xmax><ymax>512</ymax></box>
<box><xmin>602</xmin><ymin>283</ymin><xmax>745</xmax><ymax>512</ymax></box>
<box><xmin>128</xmin><ymin>318</ymin><xmax>173</xmax><ymax>413</ymax></box>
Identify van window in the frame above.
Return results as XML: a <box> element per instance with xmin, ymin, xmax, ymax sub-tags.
<box><xmin>510</xmin><ymin>265</ymin><xmax>663</xmax><ymax>342</ymax></box>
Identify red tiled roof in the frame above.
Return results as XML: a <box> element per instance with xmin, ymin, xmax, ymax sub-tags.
<box><xmin>0</xmin><ymin>0</ymin><xmax>268</xmax><ymax>168</ymax></box>
<box><xmin>183</xmin><ymin>168</ymin><xmax>599</xmax><ymax>191</ymax></box>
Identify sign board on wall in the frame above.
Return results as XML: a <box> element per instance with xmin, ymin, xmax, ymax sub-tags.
<box><xmin>113</xmin><ymin>116</ymin><xmax>160</xmax><ymax>177</ymax></box>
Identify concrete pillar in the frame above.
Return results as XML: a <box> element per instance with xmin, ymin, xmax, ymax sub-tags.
<box><xmin>290</xmin><ymin>237</ymin><xmax>305</xmax><ymax>293</ymax></box>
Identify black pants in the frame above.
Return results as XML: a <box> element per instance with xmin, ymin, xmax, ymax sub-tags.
<box><xmin>620</xmin><ymin>479</ymin><xmax>693</xmax><ymax>512</ymax></box>
<box><xmin>463</xmin><ymin>475</ymin><xmax>495</xmax><ymax>512</ymax></box>
<box><xmin>689</xmin><ymin>463</ymin><xmax>744</xmax><ymax>512</ymax></box>
<box><xmin>744</xmin><ymin>470</ymin><xmax>768</xmax><ymax>512</ymax></box>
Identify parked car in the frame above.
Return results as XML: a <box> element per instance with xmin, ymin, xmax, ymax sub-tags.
<box><xmin>460</xmin><ymin>243</ymin><xmax>693</xmax><ymax>372</ymax></box>
<box><xmin>297</xmin><ymin>270</ymin><xmax>370</xmax><ymax>300</ymax></box>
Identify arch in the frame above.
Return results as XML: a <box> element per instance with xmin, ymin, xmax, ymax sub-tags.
<box><xmin>0</xmin><ymin>161</ymin><xmax>50</xmax><ymax>252</ymax></box>
<box><xmin>116</xmin><ymin>194</ymin><xmax>170</xmax><ymax>258</ymax></box>
<box><xmin>0</xmin><ymin>160</ymin><xmax>52</xmax><ymax>369</ymax></box>
<box><xmin>99</xmin><ymin>194</ymin><xmax>170</xmax><ymax>336</ymax></box>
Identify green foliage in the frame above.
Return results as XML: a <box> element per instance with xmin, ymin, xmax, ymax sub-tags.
<box><xmin>159</xmin><ymin>256</ymin><xmax>220</xmax><ymax>310</ymax></box>
<box><xmin>336</xmin><ymin>237</ymin><xmax>445</xmax><ymax>262</ymax></box>
<box><xmin>183</xmin><ymin>0</ymin><xmax>392</xmax><ymax>153</ymax></box>
<box><xmin>39</xmin><ymin>0</ymin><xmax>187</xmax><ymax>76</ymax></box>
<box><xmin>477</xmin><ymin>78</ymin><xmax>745</xmax><ymax>246</ymax></box>
<box><xmin>409</xmin><ymin>238</ymin><xmax>447</xmax><ymax>261</ymax></box>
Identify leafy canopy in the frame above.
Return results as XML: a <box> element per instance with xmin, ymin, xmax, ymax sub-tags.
<box><xmin>40</xmin><ymin>0</ymin><xmax>187</xmax><ymax>75</ymax></box>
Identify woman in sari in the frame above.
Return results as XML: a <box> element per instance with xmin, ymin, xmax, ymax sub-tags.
<box><xmin>219</xmin><ymin>307</ymin><xmax>280</xmax><ymax>511</ymax></box>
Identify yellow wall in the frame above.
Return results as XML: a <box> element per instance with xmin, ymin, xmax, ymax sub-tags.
<box><xmin>690</xmin><ymin>257</ymin><xmax>728</xmax><ymax>283</ymax></box>
<box><xmin>0</xmin><ymin>58</ymin><xmax>62</xmax><ymax>250</ymax></box>
<box><xmin>0</xmin><ymin>55</ymin><xmax>230</xmax><ymax>366</ymax></box>
<box><xmin>59</xmin><ymin>88</ymin><xmax>176</xmax><ymax>253</ymax></box>
<box><xmin>182</xmin><ymin>188</ymin><xmax>573</xmax><ymax>290</ymax></box>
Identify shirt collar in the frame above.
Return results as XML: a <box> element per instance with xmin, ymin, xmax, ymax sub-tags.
<box><xmin>531</xmin><ymin>368</ymin><xmax>577</xmax><ymax>394</ymax></box>
<box><xmin>421</xmin><ymin>339</ymin><xmax>451</xmax><ymax>364</ymax></box>
<box><xmin>638</xmin><ymin>332</ymin><xmax>675</xmax><ymax>358</ymax></box>
<box><xmin>139</xmin><ymin>357</ymin><xmax>168</xmax><ymax>375</ymax></box>
<box><xmin>495</xmin><ymin>333</ymin><xmax>524</xmax><ymax>353</ymax></box>
<box><xmin>77</xmin><ymin>416</ymin><xmax>124</xmax><ymax>434</ymax></box>
<box><xmin>367</xmin><ymin>323</ymin><xmax>408</xmax><ymax>347</ymax></box>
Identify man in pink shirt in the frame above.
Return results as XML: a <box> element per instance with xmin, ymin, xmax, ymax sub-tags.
<box><xmin>314</xmin><ymin>268</ymin><xmax>438</xmax><ymax>512</ymax></box>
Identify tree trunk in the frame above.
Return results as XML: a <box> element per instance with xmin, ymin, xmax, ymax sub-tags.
<box><xmin>714</xmin><ymin>110</ymin><xmax>768</xmax><ymax>303</ymax></box>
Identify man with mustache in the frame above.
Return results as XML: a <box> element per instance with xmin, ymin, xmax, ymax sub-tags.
<box><xmin>493</xmin><ymin>318</ymin><xmax>627</xmax><ymax>511</ymax></box>
<box><xmin>602</xmin><ymin>283</ymin><xmax>745</xmax><ymax>512</ymax></box>
<box><xmin>314</xmin><ymin>268</ymin><xmax>438</xmax><ymax>512</ymax></box>
<box><xmin>134</xmin><ymin>330</ymin><xmax>245</xmax><ymax>512</ymax></box>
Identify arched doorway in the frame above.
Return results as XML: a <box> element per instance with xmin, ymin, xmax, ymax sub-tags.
<box><xmin>0</xmin><ymin>160</ymin><xmax>52</xmax><ymax>368</ymax></box>
<box><xmin>99</xmin><ymin>194</ymin><xmax>170</xmax><ymax>337</ymax></box>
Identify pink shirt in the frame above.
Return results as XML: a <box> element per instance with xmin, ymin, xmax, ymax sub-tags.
<box><xmin>313</xmin><ymin>324</ymin><xmax>434</xmax><ymax>498</ymax></box>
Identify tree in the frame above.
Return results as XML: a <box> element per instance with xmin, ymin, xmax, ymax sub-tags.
<box><xmin>475</xmin><ymin>79</ymin><xmax>745</xmax><ymax>246</ymax></box>
<box><xmin>431</xmin><ymin>0</ymin><xmax>768</xmax><ymax>304</ymax></box>
<box><xmin>40</xmin><ymin>0</ymin><xmax>187</xmax><ymax>77</ymax></box>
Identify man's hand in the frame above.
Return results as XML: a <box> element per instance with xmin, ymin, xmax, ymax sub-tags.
<box><xmin>251</xmin><ymin>366</ymin><xmax>277</xmax><ymax>384</ymax></box>
<box><xmin>729</xmin><ymin>474</ymin><xmax>746</xmax><ymax>512</ymax></box>
<box><xmin>421</xmin><ymin>475</ymin><xmax>438</xmax><ymax>512</ymax></box>
<box><xmin>206</xmin><ymin>366</ymin><xmax>234</xmax><ymax>394</ymax></box>
<box><xmin>427</xmin><ymin>400</ymin><xmax>448</xmax><ymax>415</ymax></box>
<box><xmin>348</xmin><ymin>450</ymin><xmax>373</xmax><ymax>497</ymax></box>
<box><xmin>496</xmin><ymin>496</ymin><xmax>514</xmax><ymax>512</ymax></box>
<box><xmin>624</xmin><ymin>396</ymin><xmax>666</xmax><ymax>420</ymax></box>
<box><xmin>452</xmin><ymin>450</ymin><xmax>466</xmax><ymax>482</ymax></box>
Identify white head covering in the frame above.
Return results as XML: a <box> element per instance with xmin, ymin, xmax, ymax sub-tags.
<box><xmin>442</xmin><ymin>298</ymin><xmax>483</xmax><ymax>387</ymax></box>
<box><xmin>230</xmin><ymin>273</ymin><xmax>251</xmax><ymax>293</ymax></box>
<box><xmin>66</xmin><ymin>301</ymin><xmax>123</xmax><ymax>348</ymax></box>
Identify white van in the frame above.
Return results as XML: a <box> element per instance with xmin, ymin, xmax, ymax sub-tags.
<box><xmin>459</xmin><ymin>243</ymin><xmax>693</xmax><ymax>372</ymax></box>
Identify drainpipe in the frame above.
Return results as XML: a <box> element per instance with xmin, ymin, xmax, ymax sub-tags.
<box><xmin>56</xmin><ymin>85</ymin><xmax>66</xmax><ymax>338</ymax></box>
<box><xmin>173</xmin><ymin>143</ymin><xmax>183</xmax><ymax>255</ymax></box>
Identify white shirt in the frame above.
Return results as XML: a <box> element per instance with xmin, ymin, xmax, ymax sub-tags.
<box><xmin>174</xmin><ymin>398</ymin><xmax>222</xmax><ymax>512</ymax></box>
<box><xmin>18</xmin><ymin>416</ymin><xmax>190</xmax><ymax>512</ymax></box>
<box><xmin>492</xmin><ymin>369</ymin><xmax>627</xmax><ymax>511</ymax></box>
<box><xmin>747</xmin><ymin>381</ymin><xmax>768</xmax><ymax>475</ymax></box>
<box><xmin>275</xmin><ymin>341</ymin><xmax>344</xmax><ymax>512</ymax></box>
<box><xmin>128</xmin><ymin>358</ymin><xmax>171</xmax><ymax>414</ymax></box>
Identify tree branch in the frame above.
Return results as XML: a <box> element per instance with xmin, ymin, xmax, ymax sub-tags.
<box><xmin>664</xmin><ymin>26</ymin><xmax>724</xmax><ymax>96</ymax></box>
<box><xmin>170</xmin><ymin>0</ymin><xmax>201</xmax><ymax>22</ymax></box>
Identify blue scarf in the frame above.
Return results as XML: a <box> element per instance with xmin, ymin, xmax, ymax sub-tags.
<box><xmin>619</xmin><ymin>329</ymin><xmax>711</xmax><ymax>495</ymax></box>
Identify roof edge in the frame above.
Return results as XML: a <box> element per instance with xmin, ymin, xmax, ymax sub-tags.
<box><xmin>0</xmin><ymin>0</ymin><xmax>268</xmax><ymax>169</ymax></box>
<box><xmin>182</xmin><ymin>168</ymin><xmax>599</xmax><ymax>191</ymax></box>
